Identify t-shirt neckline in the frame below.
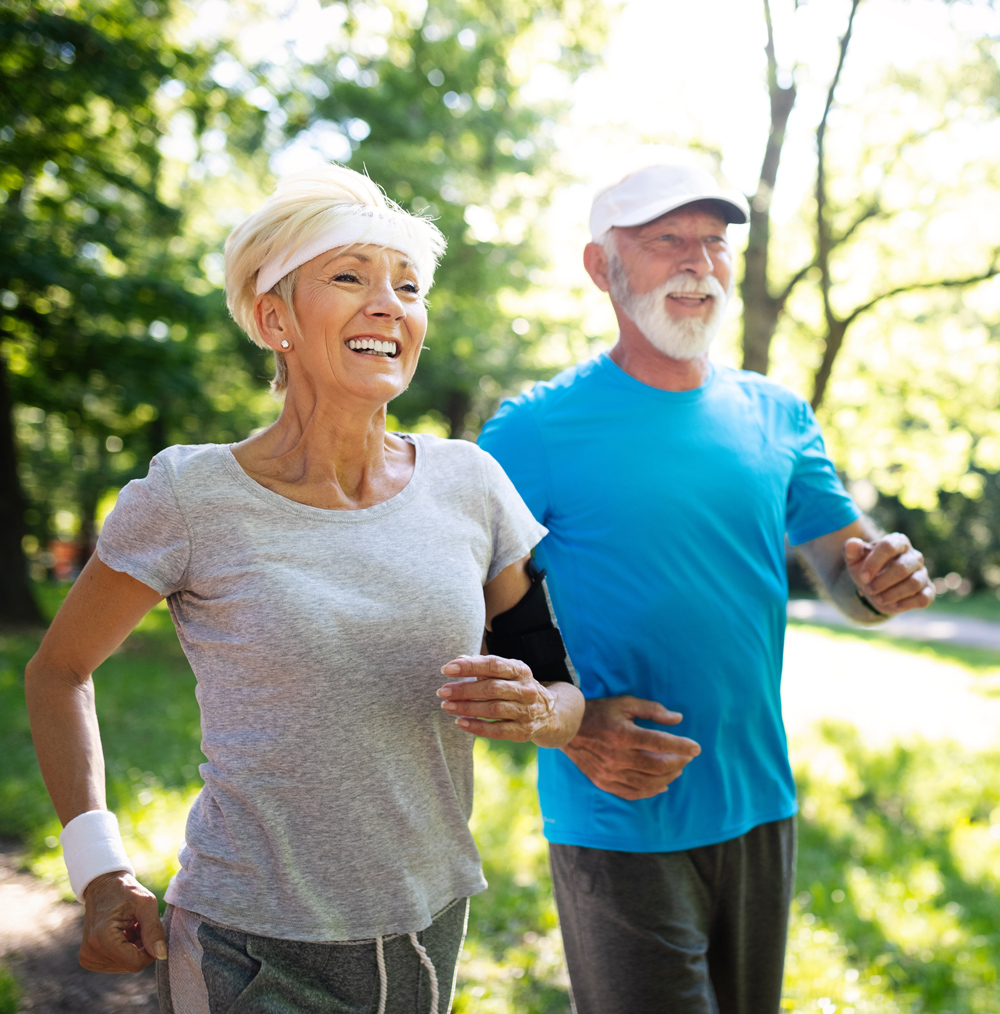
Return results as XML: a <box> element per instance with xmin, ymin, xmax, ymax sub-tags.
<box><xmin>598</xmin><ymin>352</ymin><xmax>718</xmax><ymax>402</ymax></box>
<box><xmin>218</xmin><ymin>433</ymin><xmax>424</xmax><ymax>522</ymax></box>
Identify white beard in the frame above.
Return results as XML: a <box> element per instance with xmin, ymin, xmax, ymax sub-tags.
<box><xmin>606</xmin><ymin>252</ymin><xmax>730</xmax><ymax>360</ymax></box>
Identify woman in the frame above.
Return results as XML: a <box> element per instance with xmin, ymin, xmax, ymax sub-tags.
<box><xmin>25</xmin><ymin>164</ymin><xmax>584</xmax><ymax>1014</ymax></box>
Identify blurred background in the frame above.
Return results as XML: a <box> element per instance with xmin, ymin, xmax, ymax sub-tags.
<box><xmin>3</xmin><ymin>0</ymin><xmax>1000</xmax><ymax>617</ymax></box>
<box><xmin>2</xmin><ymin>1</ymin><xmax>1000</xmax><ymax>1012</ymax></box>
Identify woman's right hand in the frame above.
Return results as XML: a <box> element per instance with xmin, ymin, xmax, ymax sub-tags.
<box><xmin>438</xmin><ymin>653</ymin><xmax>584</xmax><ymax>748</ymax></box>
<box><xmin>79</xmin><ymin>872</ymin><xmax>166</xmax><ymax>973</ymax></box>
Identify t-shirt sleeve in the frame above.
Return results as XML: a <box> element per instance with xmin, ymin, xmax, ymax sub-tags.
<box><xmin>96</xmin><ymin>453</ymin><xmax>191</xmax><ymax>596</ymax></box>
<box><xmin>477</xmin><ymin>448</ymin><xmax>549</xmax><ymax>583</ymax></box>
<box><xmin>478</xmin><ymin>398</ymin><xmax>549</xmax><ymax>524</ymax></box>
<box><xmin>785</xmin><ymin>400</ymin><xmax>861</xmax><ymax>546</ymax></box>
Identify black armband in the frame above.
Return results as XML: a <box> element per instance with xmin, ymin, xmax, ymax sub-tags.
<box><xmin>485</xmin><ymin>559</ymin><xmax>578</xmax><ymax>685</ymax></box>
<box><xmin>856</xmin><ymin>590</ymin><xmax>885</xmax><ymax>617</ymax></box>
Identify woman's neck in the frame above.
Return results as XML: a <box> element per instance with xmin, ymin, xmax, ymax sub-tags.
<box><xmin>231</xmin><ymin>386</ymin><xmax>414</xmax><ymax>511</ymax></box>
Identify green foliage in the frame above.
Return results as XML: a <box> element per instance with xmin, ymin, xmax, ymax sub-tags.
<box><xmin>2</xmin><ymin>600</ymin><xmax>204</xmax><ymax>897</ymax></box>
<box><xmin>0</xmin><ymin>0</ymin><xmax>275</xmax><ymax>562</ymax></box>
<box><xmin>930</xmin><ymin>591</ymin><xmax>1000</xmax><ymax>624</ymax></box>
<box><xmin>788</xmin><ymin>723</ymin><xmax>1000</xmax><ymax>1013</ymax></box>
<box><xmin>765</xmin><ymin>37</ymin><xmax>1000</xmax><ymax>512</ymax></box>
<box><xmin>868</xmin><ymin>473</ymin><xmax>1000</xmax><ymax>594</ymax></box>
<box><xmin>460</xmin><ymin>739</ymin><xmax>570</xmax><ymax>1012</ymax></box>
<box><xmin>0</xmin><ymin>964</ymin><xmax>20</xmax><ymax>1014</ymax></box>
<box><xmin>254</xmin><ymin>0</ymin><xmax>609</xmax><ymax>435</ymax></box>
<box><xmin>0</xmin><ymin>630</ymin><xmax>56</xmax><ymax>839</ymax></box>
<box><xmin>0</xmin><ymin>0</ymin><xmax>611</xmax><ymax>623</ymax></box>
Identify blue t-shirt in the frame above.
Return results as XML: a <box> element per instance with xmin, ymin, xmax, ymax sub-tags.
<box><xmin>479</xmin><ymin>354</ymin><xmax>860</xmax><ymax>852</ymax></box>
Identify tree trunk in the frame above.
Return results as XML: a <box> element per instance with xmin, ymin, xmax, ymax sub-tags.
<box><xmin>810</xmin><ymin>319</ymin><xmax>846</xmax><ymax>411</ymax></box>
<box><xmin>740</xmin><ymin>0</ymin><xmax>797</xmax><ymax>376</ymax></box>
<box><xmin>0</xmin><ymin>356</ymin><xmax>43</xmax><ymax>625</ymax></box>
<box><xmin>446</xmin><ymin>388</ymin><xmax>470</xmax><ymax>439</ymax></box>
<box><xmin>75</xmin><ymin>482</ymin><xmax>100</xmax><ymax>575</ymax></box>
<box><xmin>740</xmin><ymin>260</ymin><xmax>781</xmax><ymax>376</ymax></box>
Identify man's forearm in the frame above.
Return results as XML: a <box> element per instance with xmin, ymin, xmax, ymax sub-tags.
<box><xmin>797</xmin><ymin>516</ymin><xmax>894</xmax><ymax>625</ymax></box>
<box><xmin>825</xmin><ymin>559</ymin><xmax>889</xmax><ymax>625</ymax></box>
<box><xmin>533</xmin><ymin>681</ymin><xmax>585</xmax><ymax>749</ymax></box>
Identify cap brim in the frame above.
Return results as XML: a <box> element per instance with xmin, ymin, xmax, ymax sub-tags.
<box><xmin>613</xmin><ymin>193</ymin><xmax>749</xmax><ymax>229</ymax></box>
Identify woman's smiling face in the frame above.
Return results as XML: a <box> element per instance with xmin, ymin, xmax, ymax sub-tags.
<box><xmin>288</xmin><ymin>244</ymin><xmax>429</xmax><ymax>407</ymax></box>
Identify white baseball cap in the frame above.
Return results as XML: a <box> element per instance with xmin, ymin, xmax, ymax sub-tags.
<box><xmin>589</xmin><ymin>164</ymin><xmax>749</xmax><ymax>241</ymax></box>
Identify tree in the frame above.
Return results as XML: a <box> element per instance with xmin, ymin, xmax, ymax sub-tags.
<box><xmin>740</xmin><ymin>0</ymin><xmax>1000</xmax><ymax>412</ymax></box>
<box><xmin>1</xmin><ymin>0</ymin><xmax>612</xmax><ymax>623</ymax></box>
<box><xmin>256</xmin><ymin>0</ymin><xmax>609</xmax><ymax>436</ymax></box>
<box><xmin>0</xmin><ymin>0</ymin><xmax>270</xmax><ymax>622</ymax></box>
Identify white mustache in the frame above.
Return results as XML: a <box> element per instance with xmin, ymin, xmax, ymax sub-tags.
<box><xmin>660</xmin><ymin>274</ymin><xmax>727</xmax><ymax>298</ymax></box>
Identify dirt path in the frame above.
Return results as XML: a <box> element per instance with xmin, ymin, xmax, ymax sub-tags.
<box><xmin>782</xmin><ymin>625</ymin><xmax>1000</xmax><ymax>747</ymax></box>
<box><xmin>0</xmin><ymin>843</ymin><xmax>157</xmax><ymax>1013</ymax></box>
<box><xmin>787</xmin><ymin>598</ymin><xmax>1000</xmax><ymax>651</ymax></box>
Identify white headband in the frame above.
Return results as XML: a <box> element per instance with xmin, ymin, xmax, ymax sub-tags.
<box><xmin>255</xmin><ymin>212</ymin><xmax>422</xmax><ymax>296</ymax></box>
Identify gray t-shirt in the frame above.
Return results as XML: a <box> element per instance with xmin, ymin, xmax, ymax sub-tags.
<box><xmin>96</xmin><ymin>434</ymin><xmax>546</xmax><ymax>941</ymax></box>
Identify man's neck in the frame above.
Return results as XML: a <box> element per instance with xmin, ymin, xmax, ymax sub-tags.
<box><xmin>608</xmin><ymin>337</ymin><xmax>711</xmax><ymax>392</ymax></box>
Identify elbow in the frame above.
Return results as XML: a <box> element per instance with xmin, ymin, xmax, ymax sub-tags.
<box><xmin>23</xmin><ymin>653</ymin><xmax>43</xmax><ymax>706</ymax></box>
<box><xmin>24</xmin><ymin>652</ymin><xmax>91</xmax><ymax>712</ymax></box>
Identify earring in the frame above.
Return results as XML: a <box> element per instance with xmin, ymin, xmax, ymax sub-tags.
<box><xmin>280</xmin><ymin>340</ymin><xmax>290</xmax><ymax>349</ymax></box>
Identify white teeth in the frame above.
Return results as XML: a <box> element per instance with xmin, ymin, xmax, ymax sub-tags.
<box><xmin>346</xmin><ymin>339</ymin><xmax>397</xmax><ymax>356</ymax></box>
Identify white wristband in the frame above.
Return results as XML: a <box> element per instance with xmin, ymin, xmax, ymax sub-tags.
<box><xmin>60</xmin><ymin>810</ymin><xmax>135</xmax><ymax>902</ymax></box>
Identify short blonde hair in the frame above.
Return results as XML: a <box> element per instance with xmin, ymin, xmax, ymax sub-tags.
<box><xmin>224</xmin><ymin>164</ymin><xmax>446</xmax><ymax>393</ymax></box>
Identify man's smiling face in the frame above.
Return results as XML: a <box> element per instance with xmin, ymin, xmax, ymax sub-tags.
<box><xmin>601</xmin><ymin>201</ymin><xmax>734</xmax><ymax>361</ymax></box>
<box><xmin>612</xmin><ymin>200</ymin><xmax>733</xmax><ymax>316</ymax></box>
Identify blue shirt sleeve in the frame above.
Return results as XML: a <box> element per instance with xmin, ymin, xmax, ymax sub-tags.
<box><xmin>785</xmin><ymin>400</ymin><xmax>860</xmax><ymax>545</ymax></box>
<box><xmin>478</xmin><ymin>398</ymin><xmax>550</xmax><ymax>525</ymax></box>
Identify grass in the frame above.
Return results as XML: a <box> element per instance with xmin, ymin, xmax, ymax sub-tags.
<box><xmin>0</xmin><ymin>965</ymin><xmax>19</xmax><ymax>1014</ymax></box>
<box><xmin>787</xmin><ymin>723</ymin><xmax>1000</xmax><ymax>1014</ymax></box>
<box><xmin>930</xmin><ymin>591</ymin><xmax>1000</xmax><ymax>624</ymax></box>
<box><xmin>1</xmin><ymin>594</ymin><xmax>202</xmax><ymax>892</ymax></box>
<box><xmin>4</xmin><ymin>584</ymin><xmax>1000</xmax><ymax>1011</ymax></box>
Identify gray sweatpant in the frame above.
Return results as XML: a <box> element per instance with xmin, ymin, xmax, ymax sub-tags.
<box><xmin>157</xmin><ymin>897</ymin><xmax>469</xmax><ymax>1014</ymax></box>
<box><xmin>550</xmin><ymin>818</ymin><xmax>796</xmax><ymax>1014</ymax></box>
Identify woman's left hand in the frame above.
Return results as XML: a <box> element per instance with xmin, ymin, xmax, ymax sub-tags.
<box><xmin>437</xmin><ymin>655</ymin><xmax>583</xmax><ymax>748</ymax></box>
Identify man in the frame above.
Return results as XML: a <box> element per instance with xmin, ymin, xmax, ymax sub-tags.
<box><xmin>478</xmin><ymin>163</ymin><xmax>934</xmax><ymax>1014</ymax></box>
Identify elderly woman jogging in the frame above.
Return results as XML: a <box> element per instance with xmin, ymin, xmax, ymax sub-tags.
<box><xmin>25</xmin><ymin>164</ymin><xmax>584</xmax><ymax>1014</ymax></box>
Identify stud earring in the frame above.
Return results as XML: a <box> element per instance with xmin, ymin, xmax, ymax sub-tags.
<box><xmin>280</xmin><ymin>340</ymin><xmax>290</xmax><ymax>349</ymax></box>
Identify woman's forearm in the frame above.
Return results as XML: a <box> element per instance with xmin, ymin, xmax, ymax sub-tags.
<box><xmin>24</xmin><ymin>554</ymin><xmax>164</xmax><ymax>825</ymax></box>
<box><xmin>532</xmin><ymin>681</ymin><xmax>585</xmax><ymax>750</ymax></box>
<box><xmin>25</xmin><ymin>660</ymin><xmax>108</xmax><ymax>826</ymax></box>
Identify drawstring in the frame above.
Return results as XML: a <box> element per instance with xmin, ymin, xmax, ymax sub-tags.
<box><xmin>374</xmin><ymin>931</ymin><xmax>441</xmax><ymax>1014</ymax></box>
<box><xmin>408</xmin><ymin>932</ymin><xmax>440</xmax><ymax>1014</ymax></box>
<box><xmin>375</xmin><ymin>935</ymin><xmax>388</xmax><ymax>1014</ymax></box>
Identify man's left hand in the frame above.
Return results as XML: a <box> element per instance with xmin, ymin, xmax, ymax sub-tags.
<box><xmin>844</xmin><ymin>534</ymin><xmax>935</xmax><ymax>615</ymax></box>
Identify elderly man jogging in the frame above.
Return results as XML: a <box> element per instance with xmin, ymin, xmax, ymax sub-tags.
<box><xmin>479</xmin><ymin>163</ymin><xmax>935</xmax><ymax>1014</ymax></box>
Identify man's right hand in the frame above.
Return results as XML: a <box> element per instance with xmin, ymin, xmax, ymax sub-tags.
<box><xmin>79</xmin><ymin>871</ymin><xmax>166</xmax><ymax>973</ymax></box>
<box><xmin>561</xmin><ymin>696</ymin><xmax>701</xmax><ymax>801</ymax></box>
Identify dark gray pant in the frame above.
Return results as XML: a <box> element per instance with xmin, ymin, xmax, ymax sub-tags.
<box><xmin>550</xmin><ymin>818</ymin><xmax>796</xmax><ymax>1014</ymax></box>
<box><xmin>157</xmin><ymin>897</ymin><xmax>469</xmax><ymax>1014</ymax></box>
